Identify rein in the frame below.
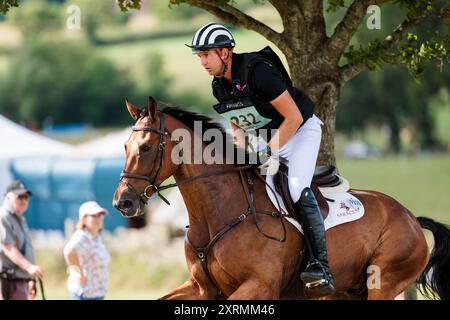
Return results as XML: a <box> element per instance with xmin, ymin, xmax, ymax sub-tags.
<box><xmin>38</xmin><ymin>278</ymin><xmax>46</xmax><ymax>300</ymax></box>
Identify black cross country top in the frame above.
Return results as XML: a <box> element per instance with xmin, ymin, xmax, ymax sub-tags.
<box><xmin>211</xmin><ymin>46</ymin><xmax>315</xmax><ymax>139</ymax></box>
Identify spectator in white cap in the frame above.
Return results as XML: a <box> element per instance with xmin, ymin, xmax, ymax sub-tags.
<box><xmin>63</xmin><ymin>201</ymin><xmax>110</xmax><ymax>300</ymax></box>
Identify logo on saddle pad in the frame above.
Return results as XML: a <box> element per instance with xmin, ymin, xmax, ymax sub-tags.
<box><xmin>338</xmin><ymin>198</ymin><xmax>362</xmax><ymax>217</ymax></box>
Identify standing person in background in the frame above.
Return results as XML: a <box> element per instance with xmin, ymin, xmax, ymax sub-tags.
<box><xmin>63</xmin><ymin>201</ymin><xmax>110</xmax><ymax>300</ymax></box>
<box><xmin>0</xmin><ymin>180</ymin><xmax>44</xmax><ymax>300</ymax></box>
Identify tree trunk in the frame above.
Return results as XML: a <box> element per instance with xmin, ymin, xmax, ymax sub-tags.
<box><xmin>291</xmin><ymin>74</ymin><xmax>340</xmax><ymax>167</ymax></box>
<box><xmin>416</xmin><ymin>96</ymin><xmax>438</xmax><ymax>151</ymax></box>
<box><xmin>286</xmin><ymin>47</ymin><xmax>341</xmax><ymax>167</ymax></box>
<box><xmin>315</xmin><ymin>93</ymin><xmax>339</xmax><ymax>167</ymax></box>
<box><xmin>388</xmin><ymin>117</ymin><xmax>401</xmax><ymax>153</ymax></box>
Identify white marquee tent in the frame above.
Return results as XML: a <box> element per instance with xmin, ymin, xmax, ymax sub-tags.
<box><xmin>68</xmin><ymin>127</ymin><xmax>131</xmax><ymax>158</ymax></box>
<box><xmin>0</xmin><ymin>115</ymin><xmax>72</xmax><ymax>159</ymax></box>
<box><xmin>0</xmin><ymin>114</ymin><xmax>72</xmax><ymax>194</ymax></box>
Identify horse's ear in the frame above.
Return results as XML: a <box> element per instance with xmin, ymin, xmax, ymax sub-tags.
<box><xmin>125</xmin><ymin>98</ymin><xmax>141</xmax><ymax>121</ymax></box>
<box><xmin>147</xmin><ymin>96</ymin><xmax>157</xmax><ymax>120</ymax></box>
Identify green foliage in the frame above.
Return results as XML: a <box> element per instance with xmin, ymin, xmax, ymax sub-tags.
<box><xmin>116</xmin><ymin>0</ymin><xmax>141</xmax><ymax>12</ymax></box>
<box><xmin>394</xmin><ymin>0</ymin><xmax>435</xmax><ymax>12</ymax></box>
<box><xmin>0</xmin><ymin>39</ymin><xmax>135</xmax><ymax>127</ymax></box>
<box><xmin>338</xmin><ymin>1</ymin><xmax>449</xmax><ymax>152</ymax></box>
<box><xmin>139</xmin><ymin>51</ymin><xmax>174</xmax><ymax>102</ymax></box>
<box><xmin>343</xmin><ymin>0</ymin><xmax>449</xmax><ymax>81</ymax></box>
<box><xmin>398</xmin><ymin>32</ymin><xmax>448</xmax><ymax>80</ymax></box>
<box><xmin>71</xmin><ymin>0</ymin><xmax>125</xmax><ymax>43</ymax></box>
<box><xmin>131</xmin><ymin>50</ymin><xmax>210</xmax><ymax>113</ymax></box>
<box><xmin>344</xmin><ymin>39</ymin><xmax>392</xmax><ymax>71</ymax></box>
<box><xmin>338</xmin><ymin>62</ymin><xmax>449</xmax><ymax>151</ymax></box>
<box><xmin>8</xmin><ymin>0</ymin><xmax>61</xmax><ymax>37</ymax></box>
<box><xmin>0</xmin><ymin>0</ymin><xmax>19</xmax><ymax>14</ymax></box>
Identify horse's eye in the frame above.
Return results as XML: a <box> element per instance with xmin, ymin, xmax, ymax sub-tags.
<box><xmin>141</xmin><ymin>145</ymin><xmax>151</xmax><ymax>153</ymax></box>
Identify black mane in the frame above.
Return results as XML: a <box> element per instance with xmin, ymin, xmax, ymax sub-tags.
<box><xmin>159</xmin><ymin>104</ymin><xmax>245</xmax><ymax>163</ymax></box>
<box><xmin>160</xmin><ymin>104</ymin><xmax>227</xmax><ymax>138</ymax></box>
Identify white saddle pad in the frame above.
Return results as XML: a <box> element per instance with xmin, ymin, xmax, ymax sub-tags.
<box><xmin>265</xmin><ymin>175</ymin><xmax>365</xmax><ymax>234</ymax></box>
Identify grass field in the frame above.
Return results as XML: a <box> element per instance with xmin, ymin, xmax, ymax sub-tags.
<box><xmin>338</xmin><ymin>154</ymin><xmax>450</xmax><ymax>224</ymax></box>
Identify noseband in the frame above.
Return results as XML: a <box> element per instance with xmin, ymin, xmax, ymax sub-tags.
<box><xmin>120</xmin><ymin>114</ymin><xmax>173</xmax><ymax>206</ymax></box>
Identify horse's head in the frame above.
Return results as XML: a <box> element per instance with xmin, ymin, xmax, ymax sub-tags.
<box><xmin>113</xmin><ymin>97</ymin><xmax>180</xmax><ymax>217</ymax></box>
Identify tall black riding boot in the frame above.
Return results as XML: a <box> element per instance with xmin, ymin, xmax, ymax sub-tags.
<box><xmin>294</xmin><ymin>187</ymin><xmax>336</xmax><ymax>296</ymax></box>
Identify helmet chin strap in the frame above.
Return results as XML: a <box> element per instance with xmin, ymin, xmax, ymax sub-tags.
<box><xmin>214</xmin><ymin>48</ymin><xmax>228</xmax><ymax>78</ymax></box>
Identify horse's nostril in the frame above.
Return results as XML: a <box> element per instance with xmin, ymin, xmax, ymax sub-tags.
<box><xmin>119</xmin><ymin>200</ymin><xmax>133</xmax><ymax>210</ymax></box>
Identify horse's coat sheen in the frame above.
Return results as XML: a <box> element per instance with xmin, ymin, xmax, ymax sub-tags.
<box><xmin>114</xmin><ymin>97</ymin><xmax>450</xmax><ymax>300</ymax></box>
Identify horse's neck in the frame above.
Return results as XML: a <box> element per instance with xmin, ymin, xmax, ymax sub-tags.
<box><xmin>173</xmin><ymin>162</ymin><xmax>241</xmax><ymax>246</ymax></box>
<box><xmin>166</xmin><ymin>116</ymin><xmax>245</xmax><ymax>245</ymax></box>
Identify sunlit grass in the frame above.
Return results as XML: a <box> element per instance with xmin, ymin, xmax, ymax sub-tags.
<box><xmin>0</xmin><ymin>55</ymin><xmax>8</xmax><ymax>75</ymax></box>
<box><xmin>338</xmin><ymin>154</ymin><xmax>450</xmax><ymax>224</ymax></box>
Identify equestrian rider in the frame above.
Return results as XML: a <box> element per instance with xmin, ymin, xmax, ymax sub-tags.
<box><xmin>187</xmin><ymin>23</ymin><xmax>336</xmax><ymax>296</ymax></box>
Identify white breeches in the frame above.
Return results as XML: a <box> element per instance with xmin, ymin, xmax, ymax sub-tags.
<box><xmin>275</xmin><ymin>115</ymin><xmax>323</xmax><ymax>203</ymax></box>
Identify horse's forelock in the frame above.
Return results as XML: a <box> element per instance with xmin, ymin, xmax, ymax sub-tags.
<box><xmin>139</xmin><ymin>108</ymin><xmax>148</xmax><ymax>119</ymax></box>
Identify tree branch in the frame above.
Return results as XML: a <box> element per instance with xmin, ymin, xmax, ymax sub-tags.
<box><xmin>270</xmin><ymin>0</ymin><xmax>304</xmax><ymax>41</ymax></box>
<box><xmin>326</xmin><ymin>0</ymin><xmax>389</xmax><ymax>63</ymax></box>
<box><xmin>183</xmin><ymin>0</ymin><xmax>284</xmax><ymax>49</ymax></box>
<box><xmin>339</xmin><ymin>12</ymin><xmax>424</xmax><ymax>83</ymax></box>
<box><xmin>340</xmin><ymin>62</ymin><xmax>367</xmax><ymax>83</ymax></box>
<box><xmin>269</xmin><ymin>0</ymin><xmax>296</xmax><ymax>20</ymax></box>
<box><xmin>384</xmin><ymin>13</ymin><xmax>422</xmax><ymax>48</ymax></box>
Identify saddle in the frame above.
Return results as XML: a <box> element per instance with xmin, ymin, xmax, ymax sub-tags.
<box><xmin>273</xmin><ymin>164</ymin><xmax>340</xmax><ymax>221</ymax></box>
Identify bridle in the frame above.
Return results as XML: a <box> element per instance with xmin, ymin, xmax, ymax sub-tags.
<box><xmin>120</xmin><ymin>113</ymin><xmax>173</xmax><ymax>206</ymax></box>
<box><xmin>120</xmin><ymin>112</ymin><xmax>254</xmax><ymax>210</ymax></box>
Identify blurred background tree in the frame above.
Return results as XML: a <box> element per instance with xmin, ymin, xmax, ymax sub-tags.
<box><xmin>151</xmin><ymin>1</ymin><xmax>202</xmax><ymax>20</ymax></box>
<box><xmin>8</xmin><ymin>0</ymin><xmax>61</xmax><ymax>38</ymax></box>
<box><xmin>0</xmin><ymin>39</ymin><xmax>135</xmax><ymax>126</ymax></box>
<box><xmin>0</xmin><ymin>0</ymin><xmax>449</xmax><ymax>153</ymax></box>
<box><xmin>70</xmin><ymin>0</ymin><xmax>130</xmax><ymax>43</ymax></box>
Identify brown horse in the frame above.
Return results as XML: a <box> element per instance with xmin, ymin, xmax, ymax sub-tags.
<box><xmin>113</xmin><ymin>97</ymin><xmax>450</xmax><ymax>300</ymax></box>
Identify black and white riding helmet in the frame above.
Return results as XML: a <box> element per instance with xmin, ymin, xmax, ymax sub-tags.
<box><xmin>187</xmin><ymin>22</ymin><xmax>235</xmax><ymax>54</ymax></box>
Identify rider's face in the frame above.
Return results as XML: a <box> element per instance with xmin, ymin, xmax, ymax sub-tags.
<box><xmin>197</xmin><ymin>49</ymin><xmax>225</xmax><ymax>77</ymax></box>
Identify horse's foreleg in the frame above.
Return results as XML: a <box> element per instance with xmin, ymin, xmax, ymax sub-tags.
<box><xmin>227</xmin><ymin>279</ymin><xmax>279</xmax><ymax>300</ymax></box>
<box><xmin>158</xmin><ymin>279</ymin><xmax>202</xmax><ymax>300</ymax></box>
